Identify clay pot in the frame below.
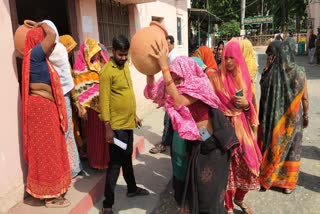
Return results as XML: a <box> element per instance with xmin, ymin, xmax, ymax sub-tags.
<box><xmin>14</xmin><ymin>20</ymin><xmax>37</xmax><ymax>55</ymax></box>
<box><xmin>130</xmin><ymin>21</ymin><xmax>168</xmax><ymax>75</ymax></box>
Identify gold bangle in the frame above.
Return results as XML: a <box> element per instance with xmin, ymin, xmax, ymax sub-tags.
<box><xmin>165</xmin><ymin>79</ymin><xmax>174</xmax><ymax>87</ymax></box>
<box><xmin>244</xmin><ymin>104</ymin><xmax>250</xmax><ymax>111</ymax></box>
<box><xmin>162</xmin><ymin>67</ymin><xmax>170</xmax><ymax>74</ymax></box>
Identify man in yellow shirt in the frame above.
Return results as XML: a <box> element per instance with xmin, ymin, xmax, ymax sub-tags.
<box><xmin>99</xmin><ymin>35</ymin><xmax>149</xmax><ymax>214</ymax></box>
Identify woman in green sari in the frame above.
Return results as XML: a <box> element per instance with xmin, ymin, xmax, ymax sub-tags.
<box><xmin>258</xmin><ymin>39</ymin><xmax>309</xmax><ymax>194</ymax></box>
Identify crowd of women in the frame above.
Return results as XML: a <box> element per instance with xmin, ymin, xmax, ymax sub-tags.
<box><xmin>21</xmin><ymin>19</ymin><xmax>309</xmax><ymax>213</ymax></box>
<box><xmin>144</xmin><ymin>35</ymin><xmax>309</xmax><ymax>213</ymax></box>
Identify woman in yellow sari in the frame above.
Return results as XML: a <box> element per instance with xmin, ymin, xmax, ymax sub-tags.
<box><xmin>240</xmin><ymin>39</ymin><xmax>258</xmax><ymax>114</ymax></box>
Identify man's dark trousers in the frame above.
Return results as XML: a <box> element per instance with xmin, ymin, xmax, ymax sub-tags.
<box><xmin>103</xmin><ymin>130</ymin><xmax>137</xmax><ymax>208</ymax></box>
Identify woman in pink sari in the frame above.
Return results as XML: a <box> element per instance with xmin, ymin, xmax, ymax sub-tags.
<box><xmin>73</xmin><ymin>38</ymin><xmax>110</xmax><ymax>169</ymax></box>
<box><xmin>209</xmin><ymin>40</ymin><xmax>261</xmax><ymax>214</ymax></box>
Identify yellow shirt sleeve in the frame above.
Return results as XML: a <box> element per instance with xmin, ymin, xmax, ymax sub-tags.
<box><xmin>99</xmin><ymin>64</ymin><xmax>111</xmax><ymax>121</ymax></box>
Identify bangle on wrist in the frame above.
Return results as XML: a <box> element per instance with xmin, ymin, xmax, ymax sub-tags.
<box><xmin>243</xmin><ymin>104</ymin><xmax>250</xmax><ymax>111</ymax></box>
<box><xmin>162</xmin><ymin>67</ymin><xmax>170</xmax><ymax>74</ymax></box>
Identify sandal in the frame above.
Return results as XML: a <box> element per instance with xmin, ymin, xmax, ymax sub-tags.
<box><xmin>45</xmin><ymin>197</ymin><xmax>70</xmax><ymax>208</ymax></box>
<box><xmin>149</xmin><ymin>144</ymin><xmax>166</xmax><ymax>154</ymax></box>
<box><xmin>225</xmin><ymin>208</ymin><xmax>234</xmax><ymax>214</ymax></box>
<box><xmin>283</xmin><ymin>188</ymin><xmax>295</xmax><ymax>194</ymax></box>
<box><xmin>127</xmin><ymin>187</ymin><xmax>150</xmax><ymax>197</ymax></box>
<box><xmin>100</xmin><ymin>208</ymin><xmax>113</xmax><ymax>214</ymax></box>
<box><xmin>234</xmin><ymin>200</ymin><xmax>253</xmax><ymax>214</ymax></box>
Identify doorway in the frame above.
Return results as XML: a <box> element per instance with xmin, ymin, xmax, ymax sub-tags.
<box><xmin>9</xmin><ymin>0</ymin><xmax>78</xmax><ymax>91</ymax></box>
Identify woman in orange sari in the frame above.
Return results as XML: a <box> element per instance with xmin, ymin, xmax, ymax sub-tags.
<box><xmin>22</xmin><ymin>23</ymin><xmax>71</xmax><ymax>207</ymax></box>
<box><xmin>209</xmin><ymin>40</ymin><xmax>261</xmax><ymax>214</ymax></box>
<box><xmin>192</xmin><ymin>46</ymin><xmax>218</xmax><ymax>74</ymax></box>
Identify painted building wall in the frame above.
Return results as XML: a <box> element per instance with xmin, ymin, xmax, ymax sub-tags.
<box><xmin>308</xmin><ymin>0</ymin><xmax>320</xmax><ymax>33</ymax></box>
<box><xmin>75</xmin><ymin>0</ymin><xmax>100</xmax><ymax>43</ymax></box>
<box><xmin>128</xmin><ymin>0</ymin><xmax>190</xmax><ymax>118</ymax></box>
<box><xmin>0</xmin><ymin>1</ymin><xmax>25</xmax><ymax>213</ymax></box>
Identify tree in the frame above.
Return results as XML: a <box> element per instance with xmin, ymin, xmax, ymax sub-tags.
<box><xmin>219</xmin><ymin>20</ymin><xmax>241</xmax><ymax>37</ymax></box>
<box><xmin>191</xmin><ymin>0</ymin><xmax>308</xmax><ymax>34</ymax></box>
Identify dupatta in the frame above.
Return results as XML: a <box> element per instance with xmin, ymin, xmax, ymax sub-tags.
<box><xmin>22</xmin><ymin>27</ymin><xmax>67</xmax><ymax>161</ymax></box>
<box><xmin>144</xmin><ymin>56</ymin><xmax>221</xmax><ymax>140</ymax></box>
<box><xmin>73</xmin><ymin>38</ymin><xmax>109</xmax><ymax>112</ymax></box>
<box><xmin>211</xmin><ymin>40</ymin><xmax>261</xmax><ymax>176</ymax></box>
<box><xmin>191</xmin><ymin>46</ymin><xmax>218</xmax><ymax>72</ymax></box>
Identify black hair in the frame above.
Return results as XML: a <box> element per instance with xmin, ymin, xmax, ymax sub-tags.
<box><xmin>217</xmin><ymin>40</ymin><xmax>224</xmax><ymax>47</ymax></box>
<box><xmin>112</xmin><ymin>34</ymin><xmax>130</xmax><ymax>51</ymax></box>
<box><xmin>166</xmin><ymin>35</ymin><xmax>174</xmax><ymax>44</ymax></box>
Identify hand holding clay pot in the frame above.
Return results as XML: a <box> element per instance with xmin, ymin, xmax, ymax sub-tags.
<box><xmin>150</xmin><ymin>40</ymin><xmax>169</xmax><ymax>70</ymax></box>
<box><xmin>130</xmin><ymin>21</ymin><xmax>168</xmax><ymax>75</ymax></box>
<box><xmin>14</xmin><ymin>20</ymin><xmax>37</xmax><ymax>55</ymax></box>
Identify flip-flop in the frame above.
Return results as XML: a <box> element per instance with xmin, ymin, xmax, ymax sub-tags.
<box><xmin>283</xmin><ymin>188</ymin><xmax>295</xmax><ymax>194</ymax></box>
<box><xmin>234</xmin><ymin>200</ymin><xmax>253</xmax><ymax>214</ymax></box>
<box><xmin>45</xmin><ymin>197</ymin><xmax>71</xmax><ymax>208</ymax></box>
<box><xmin>225</xmin><ymin>208</ymin><xmax>234</xmax><ymax>214</ymax></box>
<box><xmin>149</xmin><ymin>144</ymin><xmax>166</xmax><ymax>154</ymax></box>
<box><xmin>127</xmin><ymin>187</ymin><xmax>150</xmax><ymax>197</ymax></box>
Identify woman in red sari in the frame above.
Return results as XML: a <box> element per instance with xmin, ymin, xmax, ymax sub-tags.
<box><xmin>22</xmin><ymin>23</ymin><xmax>71</xmax><ymax>207</ymax></box>
<box><xmin>209</xmin><ymin>40</ymin><xmax>261</xmax><ymax>214</ymax></box>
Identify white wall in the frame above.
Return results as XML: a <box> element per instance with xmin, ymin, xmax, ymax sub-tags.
<box><xmin>128</xmin><ymin>0</ymin><xmax>189</xmax><ymax>119</ymax></box>
<box><xmin>0</xmin><ymin>1</ymin><xmax>26</xmax><ymax>213</ymax></box>
<box><xmin>308</xmin><ymin>1</ymin><xmax>320</xmax><ymax>33</ymax></box>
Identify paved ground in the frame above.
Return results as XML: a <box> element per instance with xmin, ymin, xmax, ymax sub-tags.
<box><xmin>90</xmin><ymin>49</ymin><xmax>320</xmax><ymax>214</ymax></box>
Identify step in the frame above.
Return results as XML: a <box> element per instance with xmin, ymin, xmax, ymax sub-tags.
<box><xmin>8</xmin><ymin>135</ymin><xmax>144</xmax><ymax>214</ymax></box>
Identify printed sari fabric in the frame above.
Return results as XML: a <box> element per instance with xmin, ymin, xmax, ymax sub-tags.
<box><xmin>22</xmin><ymin>27</ymin><xmax>71</xmax><ymax>198</ymax></box>
<box><xmin>73</xmin><ymin>38</ymin><xmax>109</xmax><ymax>112</ymax></box>
<box><xmin>65</xmin><ymin>95</ymin><xmax>82</xmax><ymax>177</ymax></box>
<box><xmin>73</xmin><ymin>38</ymin><xmax>110</xmax><ymax>169</ymax></box>
<box><xmin>258</xmin><ymin>40</ymin><xmax>306</xmax><ymax>189</ymax></box>
<box><xmin>211</xmin><ymin>40</ymin><xmax>261</xmax><ymax>190</ymax></box>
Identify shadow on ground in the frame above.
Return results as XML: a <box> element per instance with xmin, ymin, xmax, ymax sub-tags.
<box><xmin>301</xmin><ymin>145</ymin><xmax>320</xmax><ymax>161</ymax></box>
<box><xmin>297</xmin><ymin>171</ymin><xmax>320</xmax><ymax>193</ymax></box>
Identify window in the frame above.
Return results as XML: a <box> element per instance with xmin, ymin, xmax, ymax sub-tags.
<box><xmin>177</xmin><ymin>17</ymin><xmax>182</xmax><ymax>45</ymax></box>
<box><xmin>96</xmin><ymin>0</ymin><xmax>130</xmax><ymax>50</ymax></box>
<box><xmin>152</xmin><ymin>16</ymin><xmax>164</xmax><ymax>23</ymax></box>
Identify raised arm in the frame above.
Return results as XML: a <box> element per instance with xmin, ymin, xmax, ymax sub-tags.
<box><xmin>39</xmin><ymin>23</ymin><xmax>56</xmax><ymax>56</ymax></box>
<box><xmin>150</xmin><ymin>41</ymin><xmax>196</xmax><ymax>107</ymax></box>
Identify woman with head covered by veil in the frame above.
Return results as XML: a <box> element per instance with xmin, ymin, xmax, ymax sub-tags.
<box><xmin>73</xmin><ymin>38</ymin><xmax>110</xmax><ymax>169</ymax></box>
<box><xmin>209</xmin><ymin>39</ymin><xmax>261</xmax><ymax>214</ymax></box>
<box><xmin>22</xmin><ymin>22</ymin><xmax>71</xmax><ymax>207</ymax></box>
<box><xmin>144</xmin><ymin>42</ymin><xmax>239</xmax><ymax>213</ymax></box>
<box><xmin>258</xmin><ymin>39</ymin><xmax>309</xmax><ymax>194</ymax></box>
